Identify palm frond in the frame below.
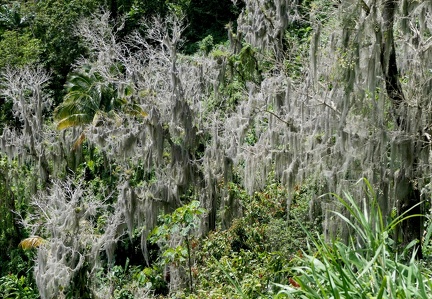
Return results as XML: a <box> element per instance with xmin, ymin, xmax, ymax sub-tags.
<box><xmin>123</xmin><ymin>103</ymin><xmax>148</xmax><ymax>117</ymax></box>
<box><xmin>54</xmin><ymin>66</ymin><xmax>146</xmax><ymax>130</ymax></box>
<box><xmin>54</xmin><ymin>94</ymin><xmax>99</xmax><ymax>130</ymax></box>
<box><xmin>66</xmin><ymin>72</ymin><xmax>95</xmax><ymax>92</ymax></box>
<box><xmin>19</xmin><ymin>236</ymin><xmax>45</xmax><ymax>250</ymax></box>
<box><xmin>72</xmin><ymin>132</ymin><xmax>86</xmax><ymax>151</ymax></box>
<box><xmin>56</xmin><ymin>113</ymin><xmax>94</xmax><ymax>130</ymax></box>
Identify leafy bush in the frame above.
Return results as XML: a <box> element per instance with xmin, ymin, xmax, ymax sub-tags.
<box><xmin>0</xmin><ymin>274</ymin><xmax>39</xmax><ymax>299</ymax></box>
<box><xmin>180</xmin><ymin>181</ymin><xmax>319</xmax><ymax>298</ymax></box>
<box><xmin>134</xmin><ymin>265</ymin><xmax>168</xmax><ymax>295</ymax></box>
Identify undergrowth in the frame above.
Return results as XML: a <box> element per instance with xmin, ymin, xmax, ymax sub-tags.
<box><xmin>178</xmin><ymin>180</ymin><xmax>320</xmax><ymax>298</ymax></box>
<box><xmin>277</xmin><ymin>179</ymin><xmax>432</xmax><ymax>299</ymax></box>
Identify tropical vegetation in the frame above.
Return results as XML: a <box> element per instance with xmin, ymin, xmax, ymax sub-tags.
<box><xmin>1</xmin><ymin>0</ymin><xmax>432</xmax><ymax>298</ymax></box>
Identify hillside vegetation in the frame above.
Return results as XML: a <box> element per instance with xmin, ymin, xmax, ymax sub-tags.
<box><xmin>1</xmin><ymin>0</ymin><xmax>432</xmax><ymax>298</ymax></box>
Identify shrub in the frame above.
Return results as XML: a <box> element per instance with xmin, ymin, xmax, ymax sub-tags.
<box><xmin>181</xmin><ymin>181</ymin><xmax>320</xmax><ymax>298</ymax></box>
<box><xmin>0</xmin><ymin>274</ymin><xmax>39</xmax><ymax>299</ymax></box>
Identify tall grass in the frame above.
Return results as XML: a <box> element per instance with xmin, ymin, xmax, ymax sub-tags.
<box><xmin>276</xmin><ymin>179</ymin><xmax>432</xmax><ymax>298</ymax></box>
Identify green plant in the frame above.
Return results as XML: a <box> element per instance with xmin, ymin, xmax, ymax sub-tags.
<box><xmin>182</xmin><ymin>181</ymin><xmax>320</xmax><ymax>298</ymax></box>
<box><xmin>149</xmin><ymin>200</ymin><xmax>206</xmax><ymax>293</ymax></box>
<box><xmin>198</xmin><ymin>35</ymin><xmax>214</xmax><ymax>55</ymax></box>
<box><xmin>422</xmin><ymin>213</ymin><xmax>432</xmax><ymax>258</ymax></box>
<box><xmin>0</xmin><ymin>274</ymin><xmax>39</xmax><ymax>299</ymax></box>
<box><xmin>109</xmin><ymin>260</ymin><xmax>135</xmax><ymax>299</ymax></box>
<box><xmin>134</xmin><ymin>265</ymin><xmax>168</xmax><ymax>295</ymax></box>
<box><xmin>211</xmin><ymin>255</ymin><xmax>248</xmax><ymax>299</ymax></box>
<box><xmin>54</xmin><ymin>64</ymin><xmax>146</xmax><ymax>131</ymax></box>
<box><xmin>229</xmin><ymin>43</ymin><xmax>262</xmax><ymax>84</ymax></box>
<box><xmin>0</xmin><ymin>31</ymin><xmax>42</xmax><ymax>69</ymax></box>
<box><xmin>93</xmin><ymin>261</ymin><xmax>151</xmax><ymax>299</ymax></box>
<box><xmin>277</xmin><ymin>179</ymin><xmax>432</xmax><ymax>298</ymax></box>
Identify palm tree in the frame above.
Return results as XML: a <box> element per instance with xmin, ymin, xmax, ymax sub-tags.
<box><xmin>54</xmin><ymin>66</ymin><xmax>146</xmax><ymax>130</ymax></box>
<box><xmin>54</xmin><ymin>71</ymin><xmax>102</xmax><ymax>130</ymax></box>
<box><xmin>54</xmin><ymin>66</ymin><xmax>146</xmax><ymax>151</ymax></box>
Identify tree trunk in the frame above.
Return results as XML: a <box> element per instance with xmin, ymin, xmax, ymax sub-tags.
<box><xmin>380</xmin><ymin>0</ymin><xmax>423</xmax><ymax>258</ymax></box>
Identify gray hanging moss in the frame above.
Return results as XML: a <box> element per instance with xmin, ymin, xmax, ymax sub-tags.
<box><xmin>21</xmin><ymin>179</ymin><xmax>125</xmax><ymax>299</ymax></box>
<box><xmin>2</xmin><ymin>1</ymin><xmax>431</xmax><ymax>296</ymax></box>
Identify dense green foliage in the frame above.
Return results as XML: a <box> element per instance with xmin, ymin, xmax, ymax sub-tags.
<box><xmin>182</xmin><ymin>181</ymin><xmax>320</xmax><ymax>298</ymax></box>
